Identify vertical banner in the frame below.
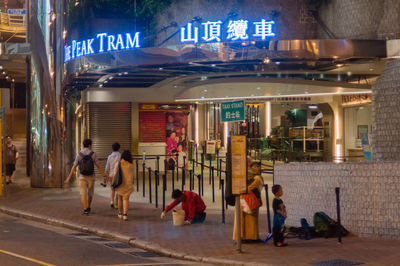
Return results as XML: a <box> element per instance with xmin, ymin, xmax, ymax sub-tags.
<box><xmin>230</xmin><ymin>136</ymin><xmax>247</xmax><ymax>195</ymax></box>
<box><xmin>361</xmin><ymin>132</ymin><xmax>372</xmax><ymax>162</ymax></box>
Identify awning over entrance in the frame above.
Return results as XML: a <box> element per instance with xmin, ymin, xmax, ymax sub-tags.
<box><xmin>65</xmin><ymin>39</ymin><xmax>386</xmax><ymax>101</ymax></box>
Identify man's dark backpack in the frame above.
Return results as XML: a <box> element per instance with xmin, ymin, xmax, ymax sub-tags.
<box><xmin>79</xmin><ymin>151</ymin><xmax>95</xmax><ymax>176</ymax></box>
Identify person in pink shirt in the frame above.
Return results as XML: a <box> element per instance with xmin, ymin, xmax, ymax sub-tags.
<box><xmin>161</xmin><ymin>189</ymin><xmax>206</xmax><ymax>224</ymax></box>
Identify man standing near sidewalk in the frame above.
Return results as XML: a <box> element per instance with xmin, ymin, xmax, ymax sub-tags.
<box><xmin>5</xmin><ymin>136</ymin><xmax>19</xmax><ymax>184</ymax></box>
<box><xmin>65</xmin><ymin>139</ymin><xmax>107</xmax><ymax>215</ymax></box>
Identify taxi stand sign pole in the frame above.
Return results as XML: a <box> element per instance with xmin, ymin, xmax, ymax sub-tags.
<box><xmin>221</xmin><ymin>100</ymin><xmax>247</xmax><ymax>252</ymax></box>
<box><xmin>229</xmin><ymin>135</ymin><xmax>248</xmax><ymax>253</ymax></box>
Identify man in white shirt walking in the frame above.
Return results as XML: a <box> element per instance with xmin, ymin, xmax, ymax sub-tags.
<box><xmin>104</xmin><ymin>142</ymin><xmax>121</xmax><ymax>208</ymax></box>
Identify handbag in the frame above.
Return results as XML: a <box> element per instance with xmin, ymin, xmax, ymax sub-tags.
<box><xmin>241</xmin><ymin>191</ymin><xmax>262</xmax><ymax>214</ymax></box>
<box><xmin>112</xmin><ymin>162</ymin><xmax>123</xmax><ymax>188</ymax></box>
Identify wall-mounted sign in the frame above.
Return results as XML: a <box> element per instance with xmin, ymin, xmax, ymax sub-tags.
<box><xmin>7</xmin><ymin>9</ymin><xmax>26</xmax><ymax>15</ymax></box>
<box><xmin>180</xmin><ymin>19</ymin><xmax>275</xmax><ymax>43</ymax></box>
<box><xmin>221</xmin><ymin>100</ymin><xmax>245</xmax><ymax>122</ymax></box>
<box><xmin>139</xmin><ymin>103</ymin><xmax>190</xmax><ymax>111</ymax></box>
<box><xmin>342</xmin><ymin>94</ymin><xmax>371</xmax><ymax>106</ymax></box>
<box><xmin>206</xmin><ymin>141</ymin><xmax>216</xmax><ymax>154</ymax></box>
<box><xmin>64</xmin><ymin>32</ymin><xmax>141</xmax><ymax>62</ymax></box>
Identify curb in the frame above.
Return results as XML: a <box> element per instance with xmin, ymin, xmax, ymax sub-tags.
<box><xmin>0</xmin><ymin>206</ymin><xmax>272</xmax><ymax>266</ymax></box>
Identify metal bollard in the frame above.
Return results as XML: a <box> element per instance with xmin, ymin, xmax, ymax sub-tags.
<box><xmin>176</xmin><ymin>154</ymin><xmax>179</xmax><ymax>181</ymax></box>
<box><xmin>211</xmin><ymin>167</ymin><xmax>215</xmax><ymax>202</ymax></box>
<box><xmin>142</xmin><ymin>162</ymin><xmax>146</xmax><ymax>197</ymax></box>
<box><xmin>209</xmin><ymin>157</ymin><xmax>212</xmax><ymax>185</ymax></box>
<box><xmin>148</xmin><ymin>168</ymin><xmax>152</xmax><ymax>204</ymax></box>
<box><xmin>155</xmin><ymin>170</ymin><xmax>159</xmax><ymax>208</ymax></box>
<box><xmin>197</xmin><ymin>174</ymin><xmax>201</xmax><ymax>196</ymax></box>
<box><xmin>264</xmin><ymin>184</ymin><xmax>272</xmax><ymax>234</ymax></box>
<box><xmin>336</xmin><ymin>187</ymin><xmax>342</xmax><ymax>244</ymax></box>
<box><xmin>181</xmin><ymin>168</ymin><xmax>185</xmax><ymax>191</ymax></box>
<box><xmin>201</xmin><ymin>161</ymin><xmax>204</xmax><ymax>196</ymax></box>
<box><xmin>136</xmin><ymin>160</ymin><xmax>139</xmax><ymax>192</ymax></box>
<box><xmin>162</xmin><ymin>174</ymin><xmax>166</xmax><ymax>211</ymax></box>
<box><xmin>172</xmin><ymin>167</ymin><xmax>175</xmax><ymax>191</ymax></box>
<box><xmin>221</xmin><ymin>179</ymin><xmax>225</xmax><ymax>224</ymax></box>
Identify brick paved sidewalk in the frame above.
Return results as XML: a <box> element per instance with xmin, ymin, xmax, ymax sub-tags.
<box><xmin>1</xmin><ymin>178</ymin><xmax>400</xmax><ymax>266</ymax></box>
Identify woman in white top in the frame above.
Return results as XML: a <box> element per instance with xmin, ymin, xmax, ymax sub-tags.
<box><xmin>112</xmin><ymin>150</ymin><xmax>135</xmax><ymax>221</ymax></box>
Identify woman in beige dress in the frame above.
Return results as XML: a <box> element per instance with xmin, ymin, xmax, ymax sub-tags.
<box><xmin>112</xmin><ymin>150</ymin><xmax>135</xmax><ymax>221</ymax></box>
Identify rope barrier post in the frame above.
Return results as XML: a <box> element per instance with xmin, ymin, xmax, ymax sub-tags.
<box><xmin>162</xmin><ymin>174</ymin><xmax>166</xmax><ymax>211</ymax></box>
<box><xmin>164</xmin><ymin>159</ymin><xmax>168</xmax><ymax>192</ymax></box>
<box><xmin>201</xmin><ymin>156</ymin><xmax>204</xmax><ymax>196</ymax></box>
<box><xmin>211</xmin><ymin>166</ymin><xmax>215</xmax><ymax>202</ymax></box>
<box><xmin>155</xmin><ymin>170</ymin><xmax>159</xmax><ymax>208</ymax></box>
<box><xmin>197</xmin><ymin>174</ymin><xmax>201</xmax><ymax>196</ymax></box>
<box><xmin>336</xmin><ymin>187</ymin><xmax>342</xmax><ymax>244</ymax></box>
<box><xmin>264</xmin><ymin>184</ymin><xmax>272</xmax><ymax>234</ymax></box>
<box><xmin>142</xmin><ymin>162</ymin><xmax>146</xmax><ymax>197</ymax></box>
<box><xmin>148</xmin><ymin>168</ymin><xmax>152</xmax><ymax>204</ymax></box>
<box><xmin>221</xmin><ymin>179</ymin><xmax>225</xmax><ymax>224</ymax></box>
<box><xmin>189</xmin><ymin>170</ymin><xmax>192</xmax><ymax>191</ymax></box>
<box><xmin>176</xmin><ymin>154</ymin><xmax>179</xmax><ymax>181</ymax></box>
<box><xmin>192</xmin><ymin>159</ymin><xmax>195</xmax><ymax>175</ymax></box>
<box><xmin>172</xmin><ymin>166</ymin><xmax>175</xmax><ymax>191</ymax></box>
<box><xmin>156</xmin><ymin>156</ymin><xmax>160</xmax><ymax>172</ymax></box>
<box><xmin>181</xmin><ymin>167</ymin><xmax>185</xmax><ymax>191</ymax></box>
<box><xmin>136</xmin><ymin>160</ymin><xmax>139</xmax><ymax>192</ymax></box>
<box><xmin>195</xmin><ymin>143</ymin><xmax>198</xmax><ymax>163</ymax></box>
<box><xmin>209</xmin><ymin>157</ymin><xmax>212</xmax><ymax>184</ymax></box>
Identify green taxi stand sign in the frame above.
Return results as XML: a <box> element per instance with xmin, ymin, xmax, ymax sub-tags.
<box><xmin>221</xmin><ymin>100</ymin><xmax>245</xmax><ymax>122</ymax></box>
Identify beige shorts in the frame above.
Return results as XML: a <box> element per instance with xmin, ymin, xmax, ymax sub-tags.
<box><xmin>79</xmin><ymin>176</ymin><xmax>95</xmax><ymax>197</ymax></box>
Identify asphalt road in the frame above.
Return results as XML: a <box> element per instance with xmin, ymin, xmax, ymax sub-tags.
<box><xmin>0</xmin><ymin>213</ymin><xmax>210</xmax><ymax>266</ymax></box>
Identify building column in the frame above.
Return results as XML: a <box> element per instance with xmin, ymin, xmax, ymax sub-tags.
<box><xmin>371</xmin><ymin>59</ymin><xmax>400</xmax><ymax>161</ymax></box>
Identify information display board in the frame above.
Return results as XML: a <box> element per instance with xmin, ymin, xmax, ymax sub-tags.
<box><xmin>230</xmin><ymin>136</ymin><xmax>247</xmax><ymax>195</ymax></box>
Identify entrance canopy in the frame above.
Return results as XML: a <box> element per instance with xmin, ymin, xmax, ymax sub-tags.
<box><xmin>65</xmin><ymin>39</ymin><xmax>386</xmax><ymax>102</ymax></box>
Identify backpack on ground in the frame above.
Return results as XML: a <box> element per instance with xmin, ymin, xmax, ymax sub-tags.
<box><xmin>79</xmin><ymin>151</ymin><xmax>95</xmax><ymax>176</ymax></box>
<box><xmin>313</xmin><ymin>211</ymin><xmax>348</xmax><ymax>238</ymax></box>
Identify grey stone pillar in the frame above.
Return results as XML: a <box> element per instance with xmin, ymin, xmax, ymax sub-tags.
<box><xmin>372</xmin><ymin>59</ymin><xmax>400</xmax><ymax>161</ymax></box>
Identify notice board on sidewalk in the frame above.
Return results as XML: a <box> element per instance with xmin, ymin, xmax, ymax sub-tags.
<box><xmin>230</xmin><ymin>136</ymin><xmax>247</xmax><ymax>195</ymax></box>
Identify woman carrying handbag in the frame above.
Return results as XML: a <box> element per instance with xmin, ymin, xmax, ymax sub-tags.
<box><xmin>112</xmin><ymin>150</ymin><xmax>135</xmax><ymax>221</ymax></box>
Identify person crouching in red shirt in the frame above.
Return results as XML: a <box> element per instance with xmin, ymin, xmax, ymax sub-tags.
<box><xmin>161</xmin><ymin>189</ymin><xmax>206</xmax><ymax>224</ymax></box>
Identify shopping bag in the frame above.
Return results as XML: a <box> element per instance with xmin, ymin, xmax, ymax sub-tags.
<box><xmin>112</xmin><ymin>162</ymin><xmax>123</xmax><ymax>188</ymax></box>
<box><xmin>241</xmin><ymin>191</ymin><xmax>262</xmax><ymax>214</ymax></box>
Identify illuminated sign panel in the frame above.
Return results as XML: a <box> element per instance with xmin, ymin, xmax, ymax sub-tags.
<box><xmin>180</xmin><ymin>19</ymin><xmax>275</xmax><ymax>43</ymax></box>
<box><xmin>64</xmin><ymin>32</ymin><xmax>140</xmax><ymax>62</ymax></box>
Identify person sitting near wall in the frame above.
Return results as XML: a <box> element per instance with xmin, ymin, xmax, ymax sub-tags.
<box><xmin>161</xmin><ymin>189</ymin><xmax>206</xmax><ymax>225</ymax></box>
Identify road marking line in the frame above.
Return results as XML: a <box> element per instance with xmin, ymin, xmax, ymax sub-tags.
<box><xmin>104</xmin><ymin>262</ymin><xmax>199</xmax><ymax>266</ymax></box>
<box><xmin>0</xmin><ymin>249</ymin><xmax>55</xmax><ymax>266</ymax></box>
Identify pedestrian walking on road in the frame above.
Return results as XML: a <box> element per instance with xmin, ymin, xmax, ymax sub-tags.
<box><xmin>112</xmin><ymin>150</ymin><xmax>135</xmax><ymax>221</ymax></box>
<box><xmin>105</xmin><ymin>142</ymin><xmax>121</xmax><ymax>209</ymax></box>
<box><xmin>161</xmin><ymin>189</ymin><xmax>206</xmax><ymax>225</ymax></box>
<box><xmin>65</xmin><ymin>139</ymin><xmax>107</xmax><ymax>215</ymax></box>
<box><xmin>5</xmin><ymin>136</ymin><xmax>19</xmax><ymax>184</ymax></box>
<box><xmin>233</xmin><ymin>161</ymin><xmax>264</xmax><ymax>242</ymax></box>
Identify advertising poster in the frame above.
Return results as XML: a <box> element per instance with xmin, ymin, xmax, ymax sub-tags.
<box><xmin>361</xmin><ymin>132</ymin><xmax>372</xmax><ymax>162</ymax></box>
<box><xmin>166</xmin><ymin>112</ymin><xmax>188</xmax><ymax>169</ymax></box>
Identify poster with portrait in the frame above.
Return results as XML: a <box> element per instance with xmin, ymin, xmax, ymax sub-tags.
<box><xmin>166</xmin><ymin>112</ymin><xmax>188</xmax><ymax>169</ymax></box>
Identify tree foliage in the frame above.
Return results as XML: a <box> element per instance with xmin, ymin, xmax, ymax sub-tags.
<box><xmin>68</xmin><ymin>0</ymin><xmax>171</xmax><ymax>36</ymax></box>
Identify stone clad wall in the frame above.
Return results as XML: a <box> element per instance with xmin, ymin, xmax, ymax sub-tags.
<box><xmin>372</xmin><ymin>59</ymin><xmax>400</xmax><ymax>161</ymax></box>
<box><xmin>275</xmin><ymin>161</ymin><xmax>400</xmax><ymax>239</ymax></box>
<box><xmin>318</xmin><ymin>0</ymin><xmax>400</xmax><ymax>39</ymax></box>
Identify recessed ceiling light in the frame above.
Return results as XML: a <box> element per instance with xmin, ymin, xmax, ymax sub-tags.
<box><xmin>336</xmin><ymin>64</ymin><xmax>344</xmax><ymax>67</ymax></box>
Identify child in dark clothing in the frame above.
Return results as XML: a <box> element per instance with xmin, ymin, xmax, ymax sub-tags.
<box><xmin>272</xmin><ymin>184</ymin><xmax>288</xmax><ymax>247</ymax></box>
